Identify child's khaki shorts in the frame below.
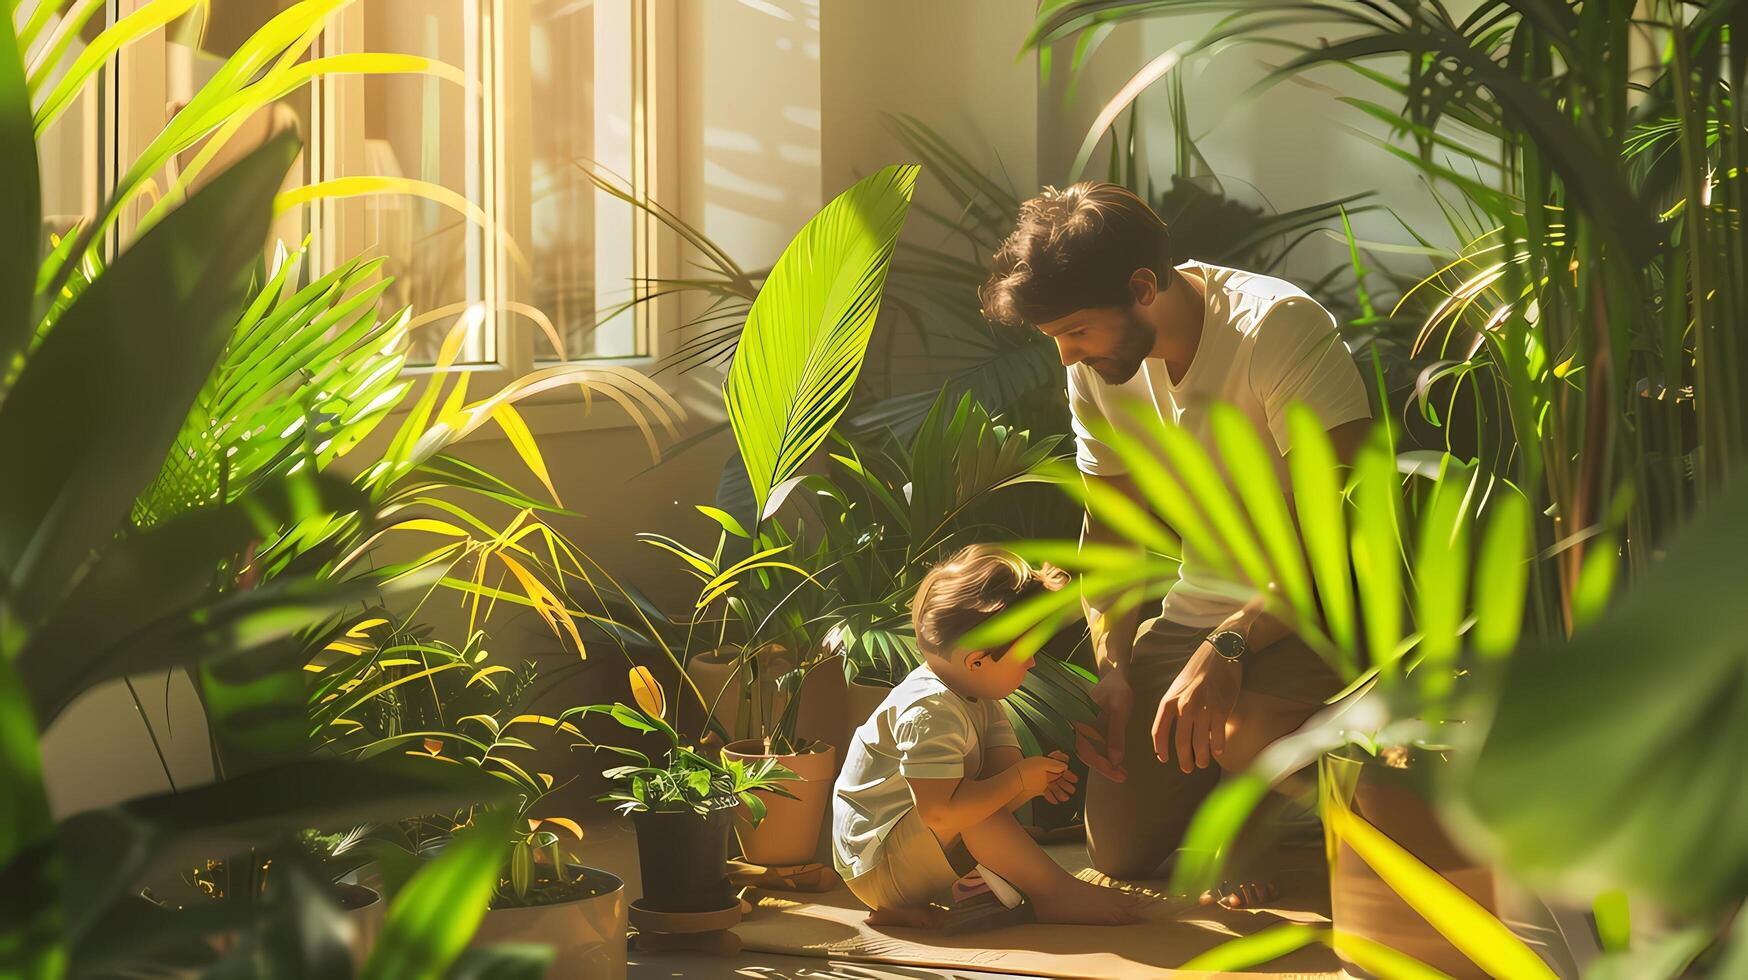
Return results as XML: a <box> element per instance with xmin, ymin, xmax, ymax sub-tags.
<box><xmin>843</xmin><ymin>808</ymin><xmax>970</xmax><ymax>910</ymax></box>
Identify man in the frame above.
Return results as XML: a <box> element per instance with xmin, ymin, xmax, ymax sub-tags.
<box><xmin>979</xmin><ymin>182</ymin><xmax>1372</xmax><ymax>893</ymax></box>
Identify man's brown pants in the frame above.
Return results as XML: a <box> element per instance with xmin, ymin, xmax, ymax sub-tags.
<box><xmin>1083</xmin><ymin>616</ymin><xmax>1341</xmax><ymax>880</ymax></box>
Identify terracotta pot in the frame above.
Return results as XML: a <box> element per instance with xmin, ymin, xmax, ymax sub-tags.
<box><xmin>1321</xmin><ymin>749</ymin><xmax>1504</xmax><ymax>979</ymax></box>
<box><xmin>474</xmin><ymin>869</ymin><xmax>627</xmax><ymax>980</ymax></box>
<box><xmin>721</xmin><ymin>739</ymin><xmax>838</xmax><ymax>866</ymax></box>
<box><xmin>684</xmin><ymin>645</ymin><xmax>795</xmax><ymax>742</ymax></box>
<box><xmin>794</xmin><ymin>653</ymin><xmax>850</xmax><ymax>778</ymax></box>
<box><xmin>846</xmin><ymin>677</ymin><xmax>892</xmax><ymax>738</ymax></box>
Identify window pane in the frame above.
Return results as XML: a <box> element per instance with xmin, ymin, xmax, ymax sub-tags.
<box><xmin>162</xmin><ymin>5</ymin><xmax>313</xmax><ymax>258</ymax></box>
<box><xmin>350</xmin><ymin>0</ymin><xmax>490</xmax><ymax>365</ymax></box>
<box><xmin>517</xmin><ymin>0</ymin><xmax>641</xmax><ymax>362</ymax></box>
<box><xmin>19</xmin><ymin>1</ymin><xmax>103</xmax><ymax>243</ymax></box>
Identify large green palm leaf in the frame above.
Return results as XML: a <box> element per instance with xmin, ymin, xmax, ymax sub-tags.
<box><xmin>134</xmin><ymin>246</ymin><xmax>412</xmax><ymax>527</ymax></box>
<box><xmin>725</xmin><ymin>164</ymin><xmax>918</xmax><ymax>521</ymax></box>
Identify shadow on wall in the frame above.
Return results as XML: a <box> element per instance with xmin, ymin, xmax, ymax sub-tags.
<box><xmin>679</xmin><ymin>0</ymin><xmax>824</xmax><ymax>269</ymax></box>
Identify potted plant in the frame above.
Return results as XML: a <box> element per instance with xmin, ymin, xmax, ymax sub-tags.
<box><xmin>591</xmin><ymin>697</ymin><xmax>798</xmax><ymax>912</ymax></box>
<box><xmin>139</xmin><ymin>829</ymin><xmax>389</xmax><ymax>966</ymax></box>
<box><xmin>314</xmin><ymin>622</ymin><xmax>632</xmax><ymax>978</ymax></box>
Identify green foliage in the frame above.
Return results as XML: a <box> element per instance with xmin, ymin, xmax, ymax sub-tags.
<box><xmin>1024</xmin><ymin>1</ymin><xmax>1748</xmax><ymax>966</ymax></box>
<box><xmin>1448</xmin><ymin>465</ymin><xmax>1748</xmax><ymax>921</ymax></box>
<box><xmin>359</xmin><ymin>805</ymin><xmax>526</xmax><ymax>980</ymax></box>
<box><xmin>0</xmin><ymin>8</ymin><xmax>37</xmax><ymax>374</ymax></box>
<box><xmin>590</xmin><ymin>702</ymin><xmax>798</xmax><ymax>821</ymax></box>
<box><xmin>0</xmin><ymin>99</ymin><xmax>510</xmax><ymax>980</ymax></box>
<box><xmin>134</xmin><ymin>244</ymin><xmax>412</xmax><ymax>528</ymax></box>
<box><xmin>308</xmin><ymin>617</ymin><xmax>615</xmax><ymax>910</ymax></box>
<box><xmin>959</xmin><ymin>399</ymin><xmax>1533</xmax><ymax>906</ymax></box>
<box><xmin>726</xmin><ymin>164</ymin><xmax>918</xmax><ymax>521</ymax></box>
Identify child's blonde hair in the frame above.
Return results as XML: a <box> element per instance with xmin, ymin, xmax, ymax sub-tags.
<box><xmin>912</xmin><ymin>544</ymin><xmax>1069</xmax><ymax>660</ymax></box>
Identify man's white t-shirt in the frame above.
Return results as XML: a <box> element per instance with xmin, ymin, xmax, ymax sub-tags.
<box><xmin>1069</xmin><ymin>260</ymin><xmax>1372</xmax><ymax>629</ymax></box>
<box><xmin>830</xmin><ymin>664</ymin><xmax>1020</xmax><ymax>879</ymax></box>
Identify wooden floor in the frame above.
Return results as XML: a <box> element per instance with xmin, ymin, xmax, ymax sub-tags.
<box><xmin>581</xmin><ymin>815</ymin><xmax>1344</xmax><ymax>979</ymax></box>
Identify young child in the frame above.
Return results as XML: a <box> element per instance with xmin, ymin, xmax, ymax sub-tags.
<box><xmin>831</xmin><ymin>545</ymin><xmax>1143</xmax><ymax>928</ymax></box>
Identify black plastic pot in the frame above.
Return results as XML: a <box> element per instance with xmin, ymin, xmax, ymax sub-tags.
<box><xmin>630</xmin><ymin>799</ymin><xmax>736</xmax><ymax>913</ymax></box>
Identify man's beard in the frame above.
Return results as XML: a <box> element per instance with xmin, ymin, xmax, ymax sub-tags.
<box><xmin>1088</xmin><ymin>310</ymin><xmax>1155</xmax><ymax>384</ymax></box>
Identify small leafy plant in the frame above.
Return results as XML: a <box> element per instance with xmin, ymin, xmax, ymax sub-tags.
<box><xmin>590</xmin><ymin>702</ymin><xmax>799</xmax><ymax>825</ymax></box>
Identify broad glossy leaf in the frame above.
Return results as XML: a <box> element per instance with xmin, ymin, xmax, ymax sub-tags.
<box><xmin>1211</xmin><ymin>404</ymin><xmax>1316</xmax><ymax>628</ymax></box>
<box><xmin>1471</xmin><ymin>490</ymin><xmax>1530</xmax><ymax>660</ymax></box>
<box><xmin>1448</xmin><ymin>472</ymin><xmax>1748</xmax><ymax>918</ymax></box>
<box><xmin>0</xmin><ymin>133</ymin><xmax>299</xmax><ymax>620</ymax></box>
<box><xmin>0</xmin><ymin>659</ymin><xmax>61</xmax><ymax>979</ymax></box>
<box><xmin>1413</xmin><ymin>467</ymin><xmax>1472</xmax><ymax>702</ymax></box>
<box><xmin>19</xmin><ymin>473</ymin><xmax>366</xmax><ymax>725</ymax></box>
<box><xmin>1179</xmin><ymin>924</ymin><xmax>1325</xmax><ymax>973</ymax></box>
<box><xmin>0</xmin><ymin>15</ymin><xmax>38</xmax><ymax>371</ymax></box>
<box><xmin>1349</xmin><ymin>428</ymin><xmax>1404</xmax><ymax>677</ymax></box>
<box><xmin>726</xmin><ymin>165</ymin><xmax>917</xmax><ymax>520</ymax></box>
<box><xmin>1288</xmin><ymin>405</ymin><xmax>1356</xmax><ymax>671</ymax></box>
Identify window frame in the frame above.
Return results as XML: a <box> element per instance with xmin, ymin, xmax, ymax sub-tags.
<box><xmin>100</xmin><ymin>0</ymin><xmax>683</xmax><ymax>434</ymax></box>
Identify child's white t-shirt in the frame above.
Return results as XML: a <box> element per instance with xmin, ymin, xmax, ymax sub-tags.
<box><xmin>831</xmin><ymin>664</ymin><xmax>1020</xmax><ymax>879</ymax></box>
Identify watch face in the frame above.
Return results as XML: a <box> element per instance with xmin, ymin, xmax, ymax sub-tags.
<box><xmin>1212</xmin><ymin>631</ymin><xmax>1245</xmax><ymax>660</ymax></box>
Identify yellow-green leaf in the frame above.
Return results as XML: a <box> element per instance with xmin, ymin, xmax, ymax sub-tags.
<box><xmin>1327</xmin><ymin>797</ymin><xmax>1555</xmax><ymax>978</ymax></box>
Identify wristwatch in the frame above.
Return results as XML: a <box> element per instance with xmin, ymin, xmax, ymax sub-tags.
<box><xmin>1208</xmin><ymin>629</ymin><xmax>1247</xmax><ymax>663</ymax></box>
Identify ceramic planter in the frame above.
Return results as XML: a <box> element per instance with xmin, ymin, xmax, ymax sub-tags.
<box><xmin>473</xmin><ymin>869</ymin><xmax>628</xmax><ymax>980</ymax></box>
<box><xmin>721</xmin><ymin>739</ymin><xmax>837</xmax><ymax>866</ymax></box>
<box><xmin>630</xmin><ymin>799</ymin><xmax>737</xmax><ymax>913</ymax></box>
<box><xmin>1320</xmin><ymin>748</ymin><xmax>1503</xmax><ymax>979</ymax></box>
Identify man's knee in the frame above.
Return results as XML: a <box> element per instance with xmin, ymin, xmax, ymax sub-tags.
<box><xmin>1085</xmin><ymin>834</ymin><xmax>1168</xmax><ymax>880</ymax></box>
<box><xmin>1218</xmin><ymin>696</ymin><xmax>1318</xmax><ymax>773</ymax></box>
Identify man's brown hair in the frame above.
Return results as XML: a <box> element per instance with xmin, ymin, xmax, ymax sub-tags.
<box><xmin>912</xmin><ymin>544</ymin><xmax>1069</xmax><ymax>661</ymax></box>
<box><xmin>980</xmin><ymin>181</ymin><xmax>1176</xmax><ymax>328</ymax></box>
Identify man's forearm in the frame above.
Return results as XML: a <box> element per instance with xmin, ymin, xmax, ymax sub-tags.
<box><xmin>1083</xmin><ymin>512</ymin><xmax>1140</xmax><ymax>675</ymax></box>
<box><xmin>1213</xmin><ymin>595</ymin><xmax>1290</xmax><ymax>651</ymax></box>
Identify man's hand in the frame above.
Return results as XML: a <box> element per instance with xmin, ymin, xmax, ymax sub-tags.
<box><xmin>1153</xmin><ymin>640</ymin><xmax>1242</xmax><ymax>773</ymax></box>
<box><xmin>1016</xmin><ymin>754</ymin><xmax>1070</xmax><ymax>799</ymax></box>
<box><xmin>1087</xmin><ymin>666</ymin><xmax>1133</xmax><ymax>774</ymax></box>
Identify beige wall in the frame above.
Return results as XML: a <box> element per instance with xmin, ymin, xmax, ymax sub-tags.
<box><xmin>820</xmin><ymin>0</ymin><xmax>1038</xmax><ymax>222</ymax></box>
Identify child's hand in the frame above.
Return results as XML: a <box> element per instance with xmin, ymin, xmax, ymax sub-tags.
<box><xmin>1041</xmin><ymin>750</ymin><xmax>1079</xmax><ymax>804</ymax></box>
<box><xmin>1016</xmin><ymin>753</ymin><xmax>1070</xmax><ymax>800</ymax></box>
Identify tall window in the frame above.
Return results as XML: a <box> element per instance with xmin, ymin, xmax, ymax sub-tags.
<box><xmin>326</xmin><ymin>0</ymin><xmax>648</xmax><ymax>367</ymax></box>
<box><xmin>25</xmin><ymin>0</ymin><xmax>654</xmax><ymax>373</ymax></box>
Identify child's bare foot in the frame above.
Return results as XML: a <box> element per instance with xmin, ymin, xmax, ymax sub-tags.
<box><xmin>1198</xmin><ymin>878</ymin><xmax>1280</xmax><ymax>909</ymax></box>
<box><xmin>866</xmin><ymin>904</ymin><xmax>946</xmax><ymax>928</ymax></box>
<box><xmin>1031</xmin><ymin>876</ymin><xmax>1143</xmax><ymax>925</ymax></box>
